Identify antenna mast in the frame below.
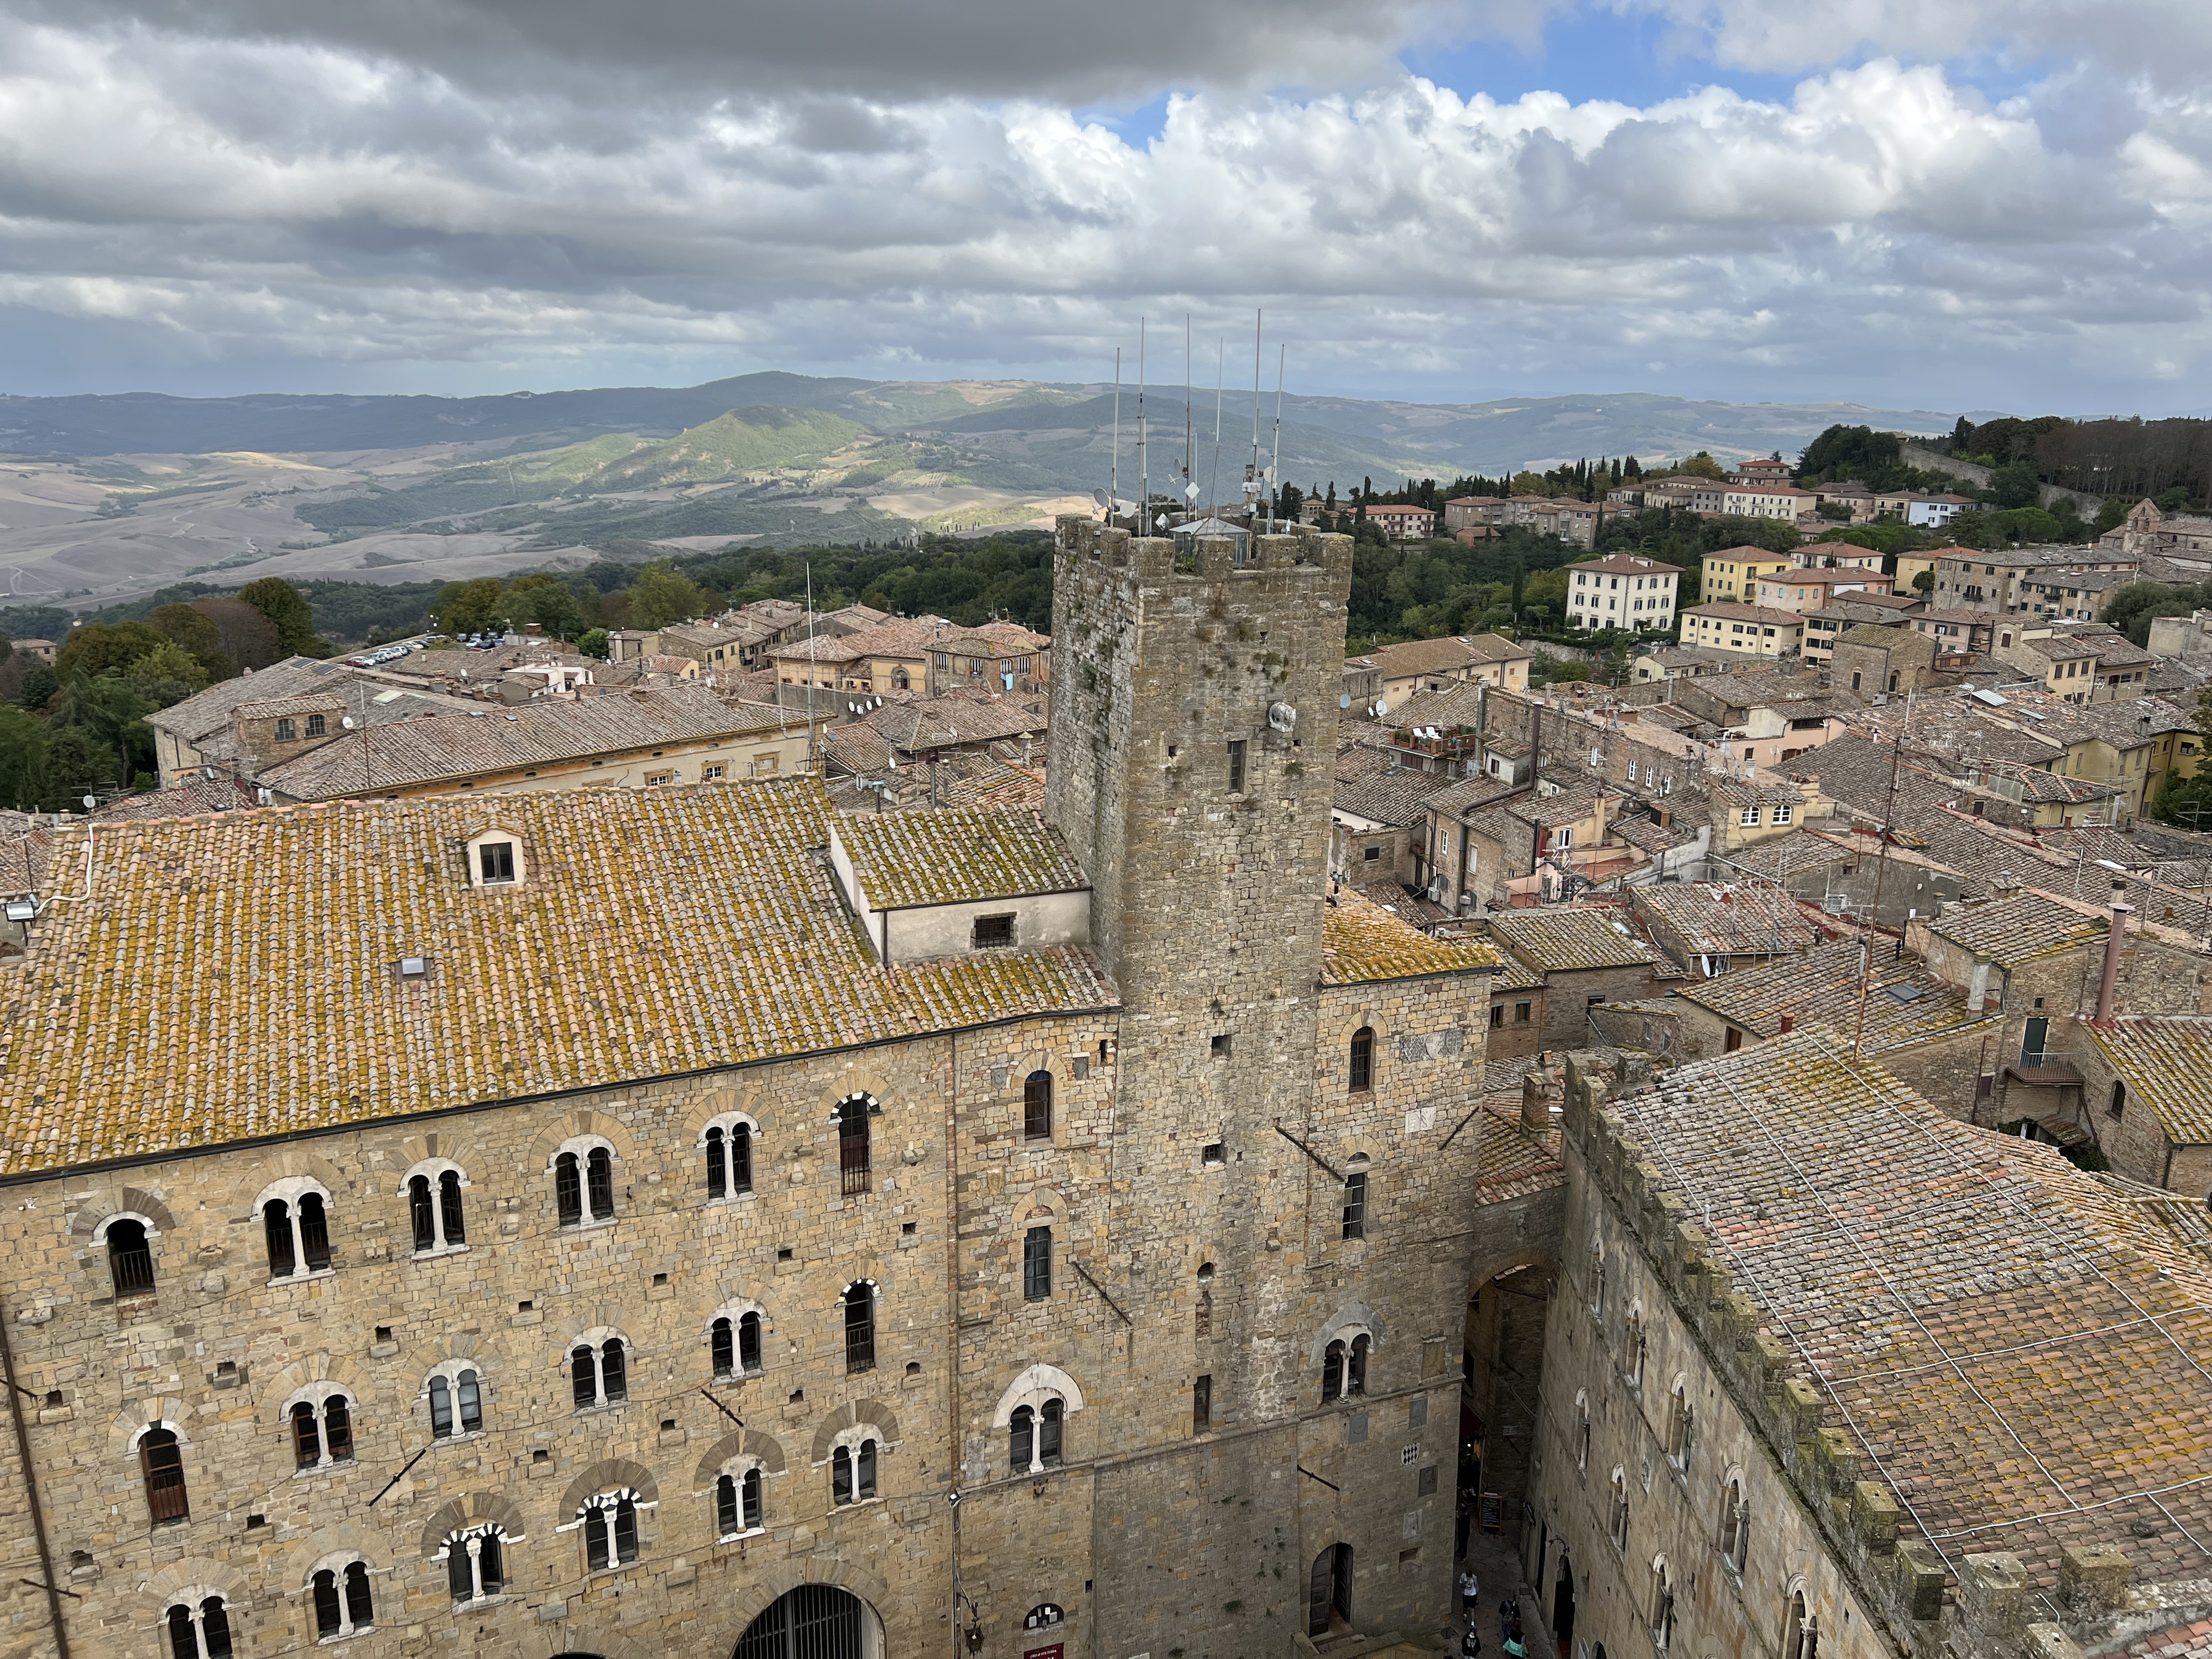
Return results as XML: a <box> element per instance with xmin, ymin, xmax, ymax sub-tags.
<box><xmin>1110</xmin><ymin>348</ymin><xmax>1121</xmax><ymax>526</ymax></box>
<box><xmin>1207</xmin><ymin>336</ymin><xmax>1224</xmax><ymax>517</ymax></box>
<box><xmin>1184</xmin><ymin>312</ymin><xmax>1193</xmax><ymax>510</ymax></box>
<box><xmin>1244</xmin><ymin>309</ymin><xmax>1263</xmax><ymax>518</ymax></box>
<box><xmin>1137</xmin><ymin>317</ymin><xmax>1149</xmax><ymax>535</ymax></box>
<box><xmin>1269</xmin><ymin>342</ymin><xmax>1286</xmax><ymax>533</ymax></box>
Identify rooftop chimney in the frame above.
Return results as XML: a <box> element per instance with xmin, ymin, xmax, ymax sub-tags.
<box><xmin>2094</xmin><ymin>877</ymin><xmax>2131</xmax><ymax>1024</ymax></box>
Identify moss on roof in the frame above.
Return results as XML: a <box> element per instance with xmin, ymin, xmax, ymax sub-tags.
<box><xmin>0</xmin><ymin>781</ymin><xmax>1115</xmax><ymax>1180</ymax></box>
<box><xmin>1321</xmin><ymin>889</ymin><xmax>1505</xmax><ymax>984</ymax></box>
<box><xmin>838</xmin><ymin>806</ymin><xmax>1088</xmax><ymax>909</ymax></box>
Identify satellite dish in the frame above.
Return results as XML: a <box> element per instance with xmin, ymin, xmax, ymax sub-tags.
<box><xmin>1092</xmin><ymin>488</ymin><xmax>1109</xmax><ymax>508</ymax></box>
<box><xmin>1340</xmin><ymin>694</ymin><xmax>1352</xmax><ymax>709</ymax></box>
<box><xmin>82</xmin><ymin>794</ymin><xmax>96</xmax><ymax>811</ymax></box>
<box><xmin>341</xmin><ymin>716</ymin><xmax>357</xmax><ymax>729</ymax></box>
<box><xmin>1184</xmin><ymin>482</ymin><xmax>1201</xmax><ymax>503</ymax></box>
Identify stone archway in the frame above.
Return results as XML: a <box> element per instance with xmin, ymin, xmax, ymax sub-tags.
<box><xmin>733</xmin><ymin>1585</ymin><xmax>879</xmax><ymax>1659</ymax></box>
<box><xmin>1463</xmin><ymin>1251</ymin><xmax>1558</xmax><ymax>1550</ymax></box>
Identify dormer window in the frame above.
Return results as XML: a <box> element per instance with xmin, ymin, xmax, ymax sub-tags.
<box><xmin>275</xmin><ymin>717</ymin><xmax>297</xmax><ymax>742</ymax></box>
<box><xmin>466</xmin><ymin>829</ymin><xmax>528</xmax><ymax>890</ymax></box>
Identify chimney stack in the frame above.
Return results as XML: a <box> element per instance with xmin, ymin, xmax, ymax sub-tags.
<box><xmin>2094</xmin><ymin>877</ymin><xmax>2131</xmax><ymax>1025</ymax></box>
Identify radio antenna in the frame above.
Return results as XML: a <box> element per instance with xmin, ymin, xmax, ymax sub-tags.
<box><xmin>1184</xmin><ymin>312</ymin><xmax>1193</xmax><ymax>509</ymax></box>
<box><xmin>1137</xmin><ymin>316</ymin><xmax>1149</xmax><ymax>535</ymax></box>
<box><xmin>1269</xmin><ymin>343</ymin><xmax>1286</xmax><ymax>533</ymax></box>
<box><xmin>1245</xmin><ymin>308</ymin><xmax>1263</xmax><ymax>517</ymax></box>
<box><xmin>1110</xmin><ymin>347</ymin><xmax>1121</xmax><ymax>525</ymax></box>
<box><xmin>1207</xmin><ymin>336</ymin><xmax>1224</xmax><ymax>517</ymax></box>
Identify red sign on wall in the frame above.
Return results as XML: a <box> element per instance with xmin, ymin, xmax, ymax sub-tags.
<box><xmin>1022</xmin><ymin>1647</ymin><xmax>1065</xmax><ymax>1659</ymax></box>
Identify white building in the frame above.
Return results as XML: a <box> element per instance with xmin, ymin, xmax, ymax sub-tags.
<box><xmin>1565</xmin><ymin>554</ymin><xmax>1682</xmax><ymax>632</ymax></box>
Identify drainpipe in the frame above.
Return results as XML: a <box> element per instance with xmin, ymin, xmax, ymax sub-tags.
<box><xmin>2094</xmin><ymin>877</ymin><xmax>2131</xmax><ymax>1025</ymax></box>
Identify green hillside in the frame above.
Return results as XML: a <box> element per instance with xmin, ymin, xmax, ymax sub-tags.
<box><xmin>594</xmin><ymin>406</ymin><xmax>870</xmax><ymax>486</ymax></box>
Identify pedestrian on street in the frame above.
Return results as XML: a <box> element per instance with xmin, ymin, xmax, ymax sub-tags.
<box><xmin>1460</xmin><ymin>1570</ymin><xmax>1481</xmax><ymax>1619</ymax></box>
<box><xmin>1504</xmin><ymin>1623</ymin><xmax>1528</xmax><ymax>1659</ymax></box>
<box><xmin>1463</xmin><ymin>1629</ymin><xmax>1485</xmax><ymax>1658</ymax></box>
<box><xmin>1499</xmin><ymin>1596</ymin><xmax>1519</xmax><ymax>1641</ymax></box>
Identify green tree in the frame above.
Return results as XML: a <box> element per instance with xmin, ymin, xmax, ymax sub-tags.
<box><xmin>0</xmin><ymin>634</ymin><xmax>11</xmax><ymax>664</ymax></box>
<box><xmin>236</xmin><ymin>577</ymin><xmax>320</xmax><ymax>656</ymax></box>
<box><xmin>2094</xmin><ymin>497</ymin><xmax>2131</xmax><ymax>536</ymax></box>
<box><xmin>629</xmin><ymin>561</ymin><xmax>715</xmax><ymax>628</ymax></box>
<box><xmin>1989</xmin><ymin>462</ymin><xmax>2042</xmax><ymax>510</ymax></box>
<box><xmin>190</xmin><ymin>598</ymin><xmax>281</xmax><ymax>670</ymax></box>
<box><xmin>149</xmin><ymin>602</ymin><xmax>234</xmax><ymax>682</ymax></box>
<box><xmin>432</xmin><ymin>578</ymin><xmax>504</xmax><ymax>638</ymax></box>
<box><xmin>2150</xmin><ymin>770</ymin><xmax>2212</xmax><ymax>833</ymax></box>
<box><xmin>55</xmin><ymin>622</ymin><xmax>166</xmax><ymax>681</ymax></box>
<box><xmin>124</xmin><ymin>639</ymin><xmax>211</xmax><ymax>706</ymax></box>
<box><xmin>0</xmin><ymin>703</ymin><xmax>45</xmax><ymax>810</ymax></box>
<box><xmin>523</xmin><ymin>582</ymin><xmax>586</xmax><ymax>641</ymax></box>
<box><xmin>1913</xmin><ymin>569</ymin><xmax>1935</xmax><ymax>593</ymax></box>
<box><xmin>14</xmin><ymin>660</ymin><xmax>57</xmax><ymax>712</ymax></box>
<box><xmin>39</xmin><ymin>726</ymin><xmax>113</xmax><ymax>806</ymax></box>
<box><xmin>577</xmin><ymin>628</ymin><xmax>611</xmax><ymax>660</ymax></box>
<box><xmin>50</xmin><ymin>673</ymin><xmax>157</xmax><ymax>784</ymax></box>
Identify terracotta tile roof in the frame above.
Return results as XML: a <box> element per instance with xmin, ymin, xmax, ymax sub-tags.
<box><xmin>143</xmin><ymin>655</ymin><xmax>346</xmax><ymax>740</ymax></box>
<box><xmin>1373</xmin><ymin>633</ymin><xmax>1530</xmax><ymax>679</ymax></box>
<box><xmin>1632</xmin><ymin>882</ymin><xmax>1819</xmax><ymax>957</ymax></box>
<box><xmin>2084</xmin><ymin>1019</ymin><xmax>2212</xmax><ymax>1145</ymax></box>
<box><xmin>837</xmin><ymin>806</ymin><xmax>1088</xmax><ymax>909</ymax></box>
<box><xmin>1677</xmin><ymin>940</ymin><xmax>1994</xmax><ymax>1052</ymax></box>
<box><xmin>1488</xmin><ymin>907</ymin><xmax>1658</xmax><ymax>973</ymax></box>
<box><xmin>1470</xmin><ymin>1104</ymin><xmax>1564</xmax><ymax>1202</ymax></box>
<box><xmin>0</xmin><ymin>782</ymin><xmax>1117</xmax><ymax>1180</ymax></box>
<box><xmin>1333</xmin><ymin>766</ymin><xmax>1451</xmax><ymax>829</ymax></box>
<box><xmin>1606</xmin><ymin>1031</ymin><xmax>2212</xmax><ymax>1592</ymax></box>
<box><xmin>91</xmin><ymin>775</ymin><xmax>264</xmax><ymax>822</ymax></box>
<box><xmin>1568</xmin><ymin>555</ymin><xmax>1682</xmax><ymax>576</ymax></box>
<box><xmin>1348</xmin><ymin>878</ymin><xmax>1452</xmax><ymax>931</ymax></box>
<box><xmin>1928</xmin><ymin>891</ymin><xmax>2108</xmax><ymax>966</ymax></box>
<box><xmin>258</xmin><ymin>686</ymin><xmax>795</xmax><ymax>799</ymax></box>
<box><xmin>1682</xmin><ymin>603</ymin><xmax>1803</xmax><ymax>625</ymax></box>
<box><xmin>1320</xmin><ymin>888</ymin><xmax>1505</xmax><ymax>984</ymax></box>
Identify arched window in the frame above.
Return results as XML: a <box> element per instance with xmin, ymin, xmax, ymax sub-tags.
<box><xmin>165</xmin><ymin>1596</ymin><xmax>233</xmax><ymax>1659</ymax></box>
<box><xmin>311</xmin><ymin>1561</ymin><xmax>375</xmax><ymax>1639</ymax></box>
<box><xmin>106</xmin><ymin>1218</ymin><xmax>155</xmax><ymax>1297</ymax></box>
<box><xmin>1589</xmin><ymin>1237</ymin><xmax>1606</xmax><ymax>1316</ymax></box>
<box><xmin>2109</xmin><ymin>1079</ymin><xmax>2127</xmax><ymax>1118</ymax></box>
<box><xmin>1322</xmin><ymin>1339</ymin><xmax>1345</xmax><ymax>1402</ymax></box>
<box><xmin>831</xmin><ymin>1436</ymin><xmax>879</xmax><ymax>1505</ymax></box>
<box><xmin>290</xmin><ymin>1394</ymin><xmax>355</xmax><ymax>1468</ymax></box>
<box><xmin>1024</xmin><ymin>1071</ymin><xmax>1053</xmax><ymax>1140</ymax></box>
<box><xmin>1006</xmin><ymin>1397</ymin><xmax>1066</xmax><ymax>1473</ymax></box>
<box><xmin>262</xmin><ymin>1185</ymin><xmax>335</xmax><ymax>1280</ymax></box>
<box><xmin>572</xmin><ymin>1338</ymin><xmax>629</xmax><ymax>1408</ymax></box>
<box><xmin>1651</xmin><ymin>1558</ymin><xmax>1676</xmax><ymax>1650</ymax></box>
<box><xmin>442</xmin><ymin>1527</ymin><xmax>505</xmax><ymax>1605</ymax></box>
<box><xmin>427</xmin><ymin>1368</ymin><xmax>482</xmax><ymax>1439</ymax></box>
<box><xmin>406</xmin><ymin>1167</ymin><xmax>468</xmax><ymax>1254</ymax></box>
<box><xmin>1624</xmin><ymin>1304</ymin><xmax>1645</xmax><ymax>1387</ymax></box>
<box><xmin>578</xmin><ymin>1491</ymin><xmax>641</xmax><ymax>1572</ymax></box>
<box><xmin>275</xmin><ymin>717</ymin><xmax>297</xmax><ymax>742</ymax></box>
<box><xmin>555</xmin><ymin>1141</ymin><xmax>616</xmax><ymax>1225</ymax></box>
<box><xmin>717</xmin><ymin>1466</ymin><xmax>765</xmax><ymax>1538</ymax></box>
<box><xmin>836</xmin><ymin>1095</ymin><xmax>874</xmax><ymax>1195</ymax></box>
<box><xmin>1721</xmin><ymin>1477</ymin><xmax>1750</xmax><ymax>1573</ymax></box>
<box><xmin>1341</xmin><ymin>1170</ymin><xmax>1368</xmax><ymax>1240</ymax></box>
<box><xmin>891</xmin><ymin>667</ymin><xmax>910</xmax><ymax>691</ymax></box>
<box><xmin>843</xmin><ymin>1282</ymin><xmax>875</xmax><ymax>1374</ymax></box>
<box><xmin>1783</xmin><ymin>1590</ymin><xmax>1813</xmax><ymax>1659</ymax></box>
<box><xmin>1348</xmin><ymin>1333</ymin><xmax>1369</xmax><ymax>1395</ymax></box>
<box><xmin>1608</xmin><ymin>1469</ymin><xmax>1630</xmax><ymax>1550</ymax></box>
<box><xmin>1023</xmin><ymin>1225</ymin><xmax>1052</xmax><ymax>1301</ymax></box>
<box><xmin>1665</xmin><ymin>1378</ymin><xmax>1692</xmax><ymax>1467</ymax></box>
<box><xmin>1348</xmin><ymin>1026</ymin><xmax>1373</xmax><ymax>1093</ymax></box>
<box><xmin>305</xmin><ymin>712</ymin><xmax>327</xmax><ymax>739</ymax></box>
<box><xmin>1575</xmin><ymin>1391</ymin><xmax>1592</xmax><ymax>1472</ymax></box>
<box><xmin>705</xmin><ymin>1121</ymin><xmax>754</xmax><ymax>1198</ymax></box>
<box><xmin>140</xmin><ymin>1426</ymin><xmax>190</xmax><ymax>1524</ymax></box>
<box><xmin>710</xmin><ymin>1311</ymin><xmax>766</xmax><ymax>1380</ymax></box>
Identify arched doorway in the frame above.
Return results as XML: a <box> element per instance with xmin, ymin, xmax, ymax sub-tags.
<box><xmin>735</xmin><ymin>1585</ymin><xmax>876</xmax><ymax>1659</ymax></box>
<box><xmin>1308</xmin><ymin>1543</ymin><xmax>1354</xmax><ymax>1637</ymax></box>
<box><xmin>1552</xmin><ymin>1553</ymin><xmax>1575</xmax><ymax>1656</ymax></box>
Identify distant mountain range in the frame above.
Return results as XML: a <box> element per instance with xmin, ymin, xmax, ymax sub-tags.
<box><xmin>0</xmin><ymin>373</ymin><xmax>1965</xmax><ymax>476</ymax></box>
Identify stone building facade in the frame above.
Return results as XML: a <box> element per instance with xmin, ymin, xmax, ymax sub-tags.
<box><xmin>0</xmin><ymin>518</ymin><xmax>1532</xmax><ymax>1659</ymax></box>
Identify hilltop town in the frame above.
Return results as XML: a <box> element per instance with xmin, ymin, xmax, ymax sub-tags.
<box><xmin>3</xmin><ymin>445</ymin><xmax>2212</xmax><ymax>1659</ymax></box>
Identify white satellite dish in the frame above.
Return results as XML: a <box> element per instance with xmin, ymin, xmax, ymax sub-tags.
<box><xmin>341</xmin><ymin>716</ymin><xmax>357</xmax><ymax>729</ymax></box>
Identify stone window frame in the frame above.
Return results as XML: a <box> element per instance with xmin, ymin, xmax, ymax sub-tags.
<box><xmin>1650</xmin><ymin>1554</ymin><xmax>1677</xmax><ymax>1650</ymax></box>
<box><xmin>1622</xmin><ymin>1300</ymin><xmax>1646</xmax><ymax>1391</ymax></box>
<box><xmin>549</xmin><ymin>1134</ymin><xmax>619</xmax><ymax>1229</ymax></box>
<box><xmin>1608</xmin><ymin>1467</ymin><xmax>1631</xmax><ymax>1552</ymax></box>
<box><xmin>827</xmin><ymin>1423</ymin><xmax>884</xmax><ymax>1506</ymax></box>
<box><xmin>991</xmin><ymin>1363</ymin><xmax>1086</xmax><ymax>1476</ymax></box>
<box><xmin>1663</xmin><ymin>1374</ymin><xmax>1693</xmax><ymax>1473</ymax></box>
<box><xmin>1573</xmin><ymin>1389</ymin><xmax>1591</xmax><ymax>1473</ymax></box>
<box><xmin>698</xmin><ymin>1110</ymin><xmax>760</xmax><ymax>1202</ymax></box>
<box><xmin>254</xmin><ymin>1175</ymin><xmax>338</xmax><ymax>1285</ymax></box>
<box><xmin>163</xmin><ymin>1591</ymin><xmax>238</xmax><ymax>1659</ymax></box>
<box><xmin>435</xmin><ymin>1524</ymin><xmax>513</xmax><ymax>1610</ymax></box>
<box><xmin>705</xmin><ymin>1297</ymin><xmax>770</xmax><ymax>1383</ymax></box>
<box><xmin>278</xmin><ymin>1380</ymin><xmax>360</xmax><ymax>1472</ymax></box>
<box><xmin>301</xmin><ymin>1552</ymin><xmax>379</xmax><ymax>1644</ymax></box>
<box><xmin>1718</xmin><ymin>1466</ymin><xmax>1751</xmax><ymax>1578</ymax></box>
<box><xmin>560</xmin><ymin>1485</ymin><xmax>652</xmax><ymax>1575</ymax></box>
<box><xmin>91</xmin><ymin>1209</ymin><xmax>163</xmax><ymax>1299</ymax></box>
<box><xmin>420</xmin><ymin>1359</ymin><xmax>488</xmax><ymax>1443</ymax></box>
<box><xmin>713</xmin><ymin>1454</ymin><xmax>771</xmax><ymax>1541</ymax></box>
<box><xmin>565</xmin><ymin>1324</ymin><xmax>635</xmax><ymax>1412</ymax></box>
<box><xmin>398</xmin><ymin>1157</ymin><xmax>471</xmax><ymax>1258</ymax></box>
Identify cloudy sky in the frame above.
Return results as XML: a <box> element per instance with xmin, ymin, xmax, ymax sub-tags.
<box><xmin>4</xmin><ymin>0</ymin><xmax>2210</xmax><ymax>412</ymax></box>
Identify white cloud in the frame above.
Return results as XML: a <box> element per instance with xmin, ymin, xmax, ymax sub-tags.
<box><xmin>0</xmin><ymin>9</ymin><xmax>2206</xmax><ymax>409</ymax></box>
